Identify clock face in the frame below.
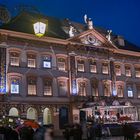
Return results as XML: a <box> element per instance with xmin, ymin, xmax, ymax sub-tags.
<box><xmin>80</xmin><ymin>34</ymin><xmax>102</xmax><ymax>46</ymax></box>
<box><xmin>86</xmin><ymin>35</ymin><xmax>101</xmax><ymax>46</ymax></box>
<box><xmin>87</xmin><ymin>35</ymin><xmax>96</xmax><ymax>44</ymax></box>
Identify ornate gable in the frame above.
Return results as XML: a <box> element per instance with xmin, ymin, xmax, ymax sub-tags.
<box><xmin>67</xmin><ymin>29</ymin><xmax>117</xmax><ymax>50</ymax></box>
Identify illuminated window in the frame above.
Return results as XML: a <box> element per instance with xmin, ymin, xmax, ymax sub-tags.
<box><xmin>10</xmin><ymin>79</ymin><xmax>19</xmax><ymax>94</ymax></box>
<box><xmin>136</xmin><ymin>85</ymin><xmax>140</xmax><ymax>98</ymax></box>
<box><xmin>103</xmin><ymin>81</ymin><xmax>111</xmax><ymax>96</ymax></box>
<box><xmin>115</xmin><ymin>65</ymin><xmax>121</xmax><ymax>76</ymax></box>
<box><xmin>78</xmin><ymin>81</ymin><xmax>86</xmax><ymax>96</ymax></box>
<box><xmin>44</xmin><ymin>79</ymin><xmax>52</xmax><ymax>96</ymax></box>
<box><xmin>135</xmin><ymin>68</ymin><xmax>140</xmax><ymax>78</ymax></box>
<box><xmin>116</xmin><ymin>85</ymin><xmax>123</xmax><ymax>97</ymax></box>
<box><xmin>27</xmin><ymin>54</ymin><xmax>36</xmax><ymax>68</ymax></box>
<box><xmin>91</xmin><ymin>82</ymin><xmax>98</xmax><ymax>96</ymax></box>
<box><xmin>43</xmin><ymin>55</ymin><xmax>51</xmax><ymax>68</ymax></box>
<box><xmin>58</xmin><ymin>80</ymin><xmax>67</xmax><ymax>96</ymax></box>
<box><xmin>125</xmin><ymin>66</ymin><xmax>131</xmax><ymax>77</ymax></box>
<box><xmin>89</xmin><ymin>59</ymin><xmax>97</xmax><ymax>73</ymax></box>
<box><xmin>10</xmin><ymin>52</ymin><xmax>19</xmax><ymax>66</ymax></box>
<box><xmin>127</xmin><ymin>85</ymin><xmax>133</xmax><ymax>97</ymax></box>
<box><xmin>102</xmin><ymin>63</ymin><xmax>109</xmax><ymax>74</ymax></box>
<box><xmin>77</xmin><ymin>59</ymin><xmax>85</xmax><ymax>72</ymax></box>
<box><xmin>57</xmin><ymin>58</ymin><xmax>66</xmax><ymax>71</ymax></box>
<box><xmin>28</xmin><ymin>77</ymin><xmax>36</xmax><ymax>95</ymax></box>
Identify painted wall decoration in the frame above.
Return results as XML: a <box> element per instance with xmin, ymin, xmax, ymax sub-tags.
<box><xmin>0</xmin><ymin>47</ymin><xmax>6</xmax><ymax>93</ymax></box>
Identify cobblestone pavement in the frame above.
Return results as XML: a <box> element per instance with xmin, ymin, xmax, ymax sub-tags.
<box><xmin>54</xmin><ymin>136</ymin><xmax>124</xmax><ymax>140</ymax></box>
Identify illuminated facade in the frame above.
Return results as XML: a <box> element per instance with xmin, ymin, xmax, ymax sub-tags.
<box><xmin>0</xmin><ymin>11</ymin><xmax>140</xmax><ymax>131</ymax></box>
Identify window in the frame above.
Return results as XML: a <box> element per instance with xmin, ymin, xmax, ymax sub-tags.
<box><xmin>77</xmin><ymin>59</ymin><xmax>85</xmax><ymax>72</ymax></box>
<box><xmin>136</xmin><ymin>85</ymin><xmax>140</xmax><ymax>98</ymax></box>
<box><xmin>116</xmin><ymin>85</ymin><xmax>123</xmax><ymax>97</ymax></box>
<box><xmin>44</xmin><ymin>79</ymin><xmax>52</xmax><ymax>96</ymax></box>
<box><xmin>10</xmin><ymin>79</ymin><xmax>19</xmax><ymax>94</ymax></box>
<box><xmin>89</xmin><ymin>59</ymin><xmax>97</xmax><ymax>73</ymax></box>
<box><xmin>127</xmin><ymin>85</ymin><xmax>133</xmax><ymax>97</ymax></box>
<box><xmin>10</xmin><ymin>52</ymin><xmax>19</xmax><ymax>66</ymax></box>
<box><xmin>58</xmin><ymin>80</ymin><xmax>67</xmax><ymax>96</ymax></box>
<box><xmin>135</xmin><ymin>68</ymin><xmax>140</xmax><ymax>78</ymax></box>
<box><xmin>103</xmin><ymin>81</ymin><xmax>111</xmax><ymax>96</ymax></box>
<box><xmin>28</xmin><ymin>77</ymin><xmax>36</xmax><ymax>95</ymax></box>
<box><xmin>27</xmin><ymin>54</ymin><xmax>36</xmax><ymax>68</ymax></box>
<box><xmin>43</xmin><ymin>55</ymin><xmax>51</xmax><ymax>68</ymax></box>
<box><xmin>91</xmin><ymin>82</ymin><xmax>98</xmax><ymax>96</ymax></box>
<box><xmin>57</xmin><ymin>58</ymin><xmax>66</xmax><ymax>71</ymax></box>
<box><xmin>102</xmin><ymin>63</ymin><xmax>109</xmax><ymax>74</ymax></box>
<box><xmin>115</xmin><ymin>65</ymin><xmax>121</xmax><ymax>76</ymax></box>
<box><xmin>125</xmin><ymin>66</ymin><xmax>131</xmax><ymax>77</ymax></box>
<box><xmin>78</xmin><ymin>81</ymin><xmax>86</xmax><ymax>96</ymax></box>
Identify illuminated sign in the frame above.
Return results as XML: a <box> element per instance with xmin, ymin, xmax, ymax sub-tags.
<box><xmin>0</xmin><ymin>48</ymin><xmax>6</xmax><ymax>93</ymax></box>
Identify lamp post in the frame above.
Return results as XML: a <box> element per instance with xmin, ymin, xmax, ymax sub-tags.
<box><xmin>33</xmin><ymin>21</ymin><xmax>46</xmax><ymax>37</ymax></box>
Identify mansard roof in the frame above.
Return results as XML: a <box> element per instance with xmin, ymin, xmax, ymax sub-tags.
<box><xmin>1</xmin><ymin>11</ymin><xmax>140</xmax><ymax>52</ymax></box>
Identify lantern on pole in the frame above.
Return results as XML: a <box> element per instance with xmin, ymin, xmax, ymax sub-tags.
<box><xmin>33</xmin><ymin>22</ymin><xmax>46</xmax><ymax>37</ymax></box>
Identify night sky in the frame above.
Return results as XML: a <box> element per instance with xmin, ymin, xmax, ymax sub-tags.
<box><xmin>1</xmin><ymin>0</ymin><xmax>140</xmax><ymax>47</ymax></box>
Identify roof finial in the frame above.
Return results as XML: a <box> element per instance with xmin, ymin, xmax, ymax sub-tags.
<box><xmin>69</xmin><ymin>25</ymin><xmax>76</xmax><ymax>37</ymax></box>
<box><xmin>84</xmin><ymin>14</ymin><xmax>93</xmax><ymax>30</ymax></box>
<box><xmin>106</xmin><ymin>30</ymin><xmax>112</xmax><ymax>43</ymax></box>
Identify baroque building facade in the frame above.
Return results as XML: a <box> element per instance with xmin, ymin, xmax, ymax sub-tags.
<box><xmin>0</xmin><ymin>11</ymin><xmax>140</xmax><ymax>131</ymax></box>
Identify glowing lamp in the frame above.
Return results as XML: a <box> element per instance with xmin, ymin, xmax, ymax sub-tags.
<box><xmin>33</xmin><ymin>22</ymin><xmax>46</xmax><ymax>37</ymax></box>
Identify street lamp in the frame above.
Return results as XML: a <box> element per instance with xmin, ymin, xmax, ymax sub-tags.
<box><xmin>33</xmin><ymin>21</ymin><xmax>46</xmax><ymax>37</ymax></box>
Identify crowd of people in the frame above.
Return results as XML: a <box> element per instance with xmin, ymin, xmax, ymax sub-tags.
<box><xmin>0</xmin><ymin>125</ymin><xmax>53</xmax><ymax>140</ymax></box>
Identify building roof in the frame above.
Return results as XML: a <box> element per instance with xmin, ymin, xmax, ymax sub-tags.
<box><xmin>1</xmin><ymin>11</ymin><xmax>140</xmax><ymax>52</ymax></box>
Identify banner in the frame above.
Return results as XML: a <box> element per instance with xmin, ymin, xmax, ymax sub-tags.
<box><xmin>0</xmin><ymin>47</ymin><xmax>6</xmax><ymax>93</ymax></box>
<box><xmin>70</xmin><ymin>55</ymin><xmax>77</xmax><ymax>95</ymax></box>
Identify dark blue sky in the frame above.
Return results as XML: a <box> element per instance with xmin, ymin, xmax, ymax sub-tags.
<box><xmin>1</xmin><ymin>0</ymin><xmax>140</xmax><ymax>47</ymax></box>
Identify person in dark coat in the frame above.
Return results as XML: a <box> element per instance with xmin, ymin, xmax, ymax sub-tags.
<box><xmin>73</xmin><ymin>124</ymin><xmax>82</xmax><ymax>140</ymax></box>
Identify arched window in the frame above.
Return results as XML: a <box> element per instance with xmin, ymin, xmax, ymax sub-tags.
<box><xmin>9</xmin><ymin>107</ymin><xmax>19</xmax><ymax>117</ymax></box>
<box><xmin>103</xmin><ymin>81</ymin><xmax>111</xmax><ymax>96</ymax></box>
<box><xmin>27</xmin><ymin>107</ymin><xmax>37</xmax><ymax>120</ymax></box>
<box><xmin>78</xmin><ymin>81</ymin><xmax>86</xmax><ymax>96</ymax></box>
<box><xmin>117</xmin><ymin>85</ymin><xmax>123</xmax><ymax>97</ymax></box>
<box><xmin>43</xmin><ymin>108</ymin><xmax>52</xmax><ymax>125</ymax></box>
<box><xmin>91</xmin><ymin>81</ymin><xmax>98</xmax><ymax>96</ymax></box>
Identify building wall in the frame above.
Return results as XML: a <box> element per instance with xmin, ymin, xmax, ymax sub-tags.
<box><xmin>0</xmin><ymin>31</ymin><xmax>140</xmax><ymax>129</ymax></box>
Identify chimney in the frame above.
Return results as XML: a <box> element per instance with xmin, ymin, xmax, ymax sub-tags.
<box><xmin>117</xmin><ymin>36</ymin><xmax>125</xmax><ymax>46</ymax></box>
